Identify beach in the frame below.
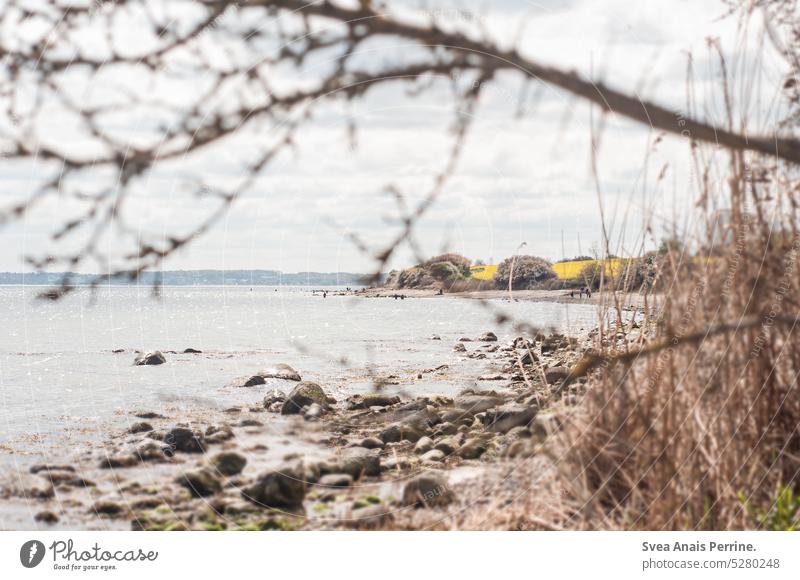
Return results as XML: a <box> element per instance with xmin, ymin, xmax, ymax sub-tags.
<box><xmin>0</xmin><ymin>285</ymin><xmax>635</xmax><ymax>530</ymax></box>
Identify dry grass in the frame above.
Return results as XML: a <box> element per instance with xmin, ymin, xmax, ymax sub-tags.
<box><xmin>546</xmin><ymin>152</ymin><xmax>800</xmax><ymax>530</ymax></box>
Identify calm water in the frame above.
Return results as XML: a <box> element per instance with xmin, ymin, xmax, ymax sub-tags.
<box><xmin>0</xmin><ymin>286</ymin><xmax>600</xmax><ymax>448</ymax></box>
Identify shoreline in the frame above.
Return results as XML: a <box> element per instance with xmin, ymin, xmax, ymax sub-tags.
<box><xmin>340</xmin><ymin>287</ymin><xmax>654</xmax><ymax>308</ymax></box>
<box><xmin>0</xmin><ymin>322</ymin><xmax>603</xmax><ymax>531</ymax></box>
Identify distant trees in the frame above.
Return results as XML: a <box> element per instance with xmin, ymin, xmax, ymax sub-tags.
<box><xmin>493</xmin><ymin>255</ymin><xmax>556</xmax><ymax>290</ymax></box>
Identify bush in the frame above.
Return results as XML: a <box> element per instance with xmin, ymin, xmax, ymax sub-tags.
<box><xmin>493</xmin><ymin>255</ymin><xmax>556</xmax><ymax>290</ymax></box>
<box><xmin>424</xmin><ymin>253</ymin><xmax>471</xmax><ymax>277</ymax></box>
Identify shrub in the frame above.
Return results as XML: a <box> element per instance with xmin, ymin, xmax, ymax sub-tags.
<box><xmin>424</xmin><ymin>253</ymin><xmax>471</xmax><ymax>277</ymax></box>
<box><xmin>493</xmin><ymin>255</ymin><xmax>556</xmax><ymax>289</ymax></box>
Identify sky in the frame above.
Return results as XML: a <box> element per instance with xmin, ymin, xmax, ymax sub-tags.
<box><xmin>0</xmin><ymin>0</ymin><xmax>789</xmax><ymax>273</ymax></box>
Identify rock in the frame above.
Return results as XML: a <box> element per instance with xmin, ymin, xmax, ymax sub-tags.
<box><xmin>338</xmin><ymin>447</ymin><xmax>380</xmax><ymax>479</ymax></box>
<box><xmin>164</xmin><ymin>427</ymin><xmax>206</xmax><ymax>454</ymax></box>
<box><xmin>420</xmin><ymin>449</ymin><xmax>445</xmax><ymax>463</ymax></box>
<box><xmin>382</xmin><ymin>456</ymin><xmax>412</xmax><ymax>472</ymax></box>
<box><xmin>402</xmin><ymin>473</ymin><xmax>454</xmax><ymax>507</ymax></box>
<box><xmin>544</xmin><ymin>366</ymin><xmax>570</xmax><ymax>384</ymax></box>
<box><xmin>133</xmin><ymin>411</ymin><xmax>166</xmax><ymax>419</ymax></box>
<box><xmin>34</xmin><ymin>510</ymin><xmax>59</xmax><ymax>524</ymax></box>
<box><xmin>133</xmin><ymin>351</ymin><xmax>166</xmax><ymax>366</ymax></box>
<box><xmin>346</xmin><ymin>393</ymin><xmax>401</xmax><ymax>410</ymax></box>
<box><xmin>183</xmin><ymin>348</ymin><xmax>203</xmax><ymax>353</ymax></box>
<box><xmin>238</xmin><ymin>418</ymin><xmax>263</xmax><ymax>427</ymax></box>
<box><xmin>37</xmin><ymin>470</ymin><xmax>94</xmax><ymax>488</ymax></box>
<box><xmin>241</xmin><ymin>465</ymin><xmax>307</xmax><ymax>510</ymax></box>
<box><xmin>209</xmin><ymin>451</ymin><xmax>247</xmax><ymax>476</ymax></box>
<box><xmin>317</xmin><ymin>473</ymin><xmax>353</xmax><ymax>489</ymax></box>
<box><xmin>177</xmin><ymin>468</ymin><xmax>222</xmax><ymax>497</ymax></box>
<box><xmin>458</xmin><ymin>337</ymin><xmax>472</xmax><ymax>342</ymax></box>
<box><xmin>91</xmin><ymin>501</ymin><xmax>125</xmax><ymax>517</ymax></box>
<box><xmin>281</xmin><ymin>382</ymin><xmax>330</xmax><ymax>415</ymax></box>
<box><xmin>128</xmin><ymin>421</ymin><xmax>153</xmax><ymax>434</ymax></box>
<box><xmin>479</xmin><ymin>331</ymin><xmax>498</xmax><ymax>342</ymax></box>
<box><xmin>429</xmin><ymin>334</ymin><xmax>441</xmax><ymax>340</ymax></box>
<box><xmin>453</xmin><ymin>394</ymin><xmax>505</xmax><ymax>415</ymax></box>
<box><xmin>236</xmin><ymin>375</ymin><xmax>266</xmax><ymax>387</ymax></box>
<box><xmin>260</xmin><ymin>363</ymin><xmax>301</xmax><ymax>381</ymax></box>
<box><xmin>262</xmin><ymin>389</ymin><xmax>287</xmax><ymax>410</ymax></box>
<box><xmin>453</xmin><ymin>343</ymin><xmax>467</xmax><ymax>352</ymax></box>
<box><xmin>414</xmin><ymin>436</ymin><xmax>434</xmax><ymax>454</ymax></box>
<box><xmin>478</xmin><ymin>374</ymin><xmax>505</xmax><ymax>381</ymax></box>
<box><xmin>205</xmin><ymin>424</ymin><xmax>234</xmax><ymax>444</ymax></box>
<box><xmin>379</xmin><ymin>422</ymin><xmax>423</xmax><ymax>444</ymax></box>
<box><xmin>457</xmin><ymin>438</ymin><xmax>487</xmax><ymax>459</ymax></box>
<box><xmin>434</xmin><ymin>421</ymin><xmax>459</xmax><ymax>436</ymax></box>
<box><xmin>29</xmin><ymin>464</ymin><xmax>75</xmax><ymax>474</ymax></box>
<box><xmin>482</xmin><ymin>404</ymin><xmax>538</xmax><ymax>433</ymax></box>
<box><xmin>302</xmin><ymin>403</ymin><xmax>325</xmax><ymax>421</ymax></box>
<box><xmin>433</xmin><ymin>437</ymin><xmax>458</xmax><ymax>455</ymax></box>
<box><xmin>99</xmin><ymin>454</ymin><xmax>139</xmax><ymax>469</ymax></box>
<box><xmin>358</xmin><ymin>437</ymin><xmax>384</xmax><ymax>450</ymax></box>
<box><xmin>519</xmin><ymin>350</ymin><xmax>538</xmax><ymax>365</ymax></box>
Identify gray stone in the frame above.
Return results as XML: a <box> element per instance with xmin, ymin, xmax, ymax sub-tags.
<box><xmin>456</xmin><ymin>438</ymin><xmax>487</xmax><ymax>459</ymax></box>
<box><xmin>338</xmin><ymin>447</ymin><xmax>380</xmax><ymax>479</ymax></box>
<box><xmin>358</xmin><ymin>437</ymin><xmax>384</xmax><ymax>450</ymax></box>
<box><xmin>402</xmin><ymin>473</ymin><xmax>454</xmax><ymax>507</ymax></box>
<box><xmin>164</xmin><ymin>427</ymin><xmax>206</xmax><ymax>454</ymax></box>
<box><xmin>346</xmin><ymin>393</ymin><xmax>401</xmax><ymax>410</ymax></box>
<box><xmin>177</xmin><ymin>468</ymin><xmax>222</xmax><ymax>497</ymax></box>
<box><xmin>128</xmin><ymin>422</ymin><xmax>153</xmax><ymax>434</ymax></box>
<box><xmin>134</xmin><ymin>351</ymin><xmax>166</xmax><ymax>366</ymax></box>
<box><xmin>478</xmin><ymin>331</ymin><xmax>498</xmax><ymax>342</ymax></box>
<box><xmin>317</xmin><ymin>473</ymin><xmax>353</xmax><ymax>489</ymax></box>
<box><xmin>241</xmin><ymin>465</ymin><xmax>307</xmax><ymax>510</ymax></box>
<box><xmin>433</xmin><ymin>437</ymin><xmax>458</xmax><ymax>455</ymax></box>
<box><xmin>379</xmin><ymin>423</ymin><xmax>423</xmax><ymax>443</ymax></box>
<box><xmin>482</xmin><ymin>404</ymin><xmax>537</xmax><ymax>433</ymax></box>
<box><xmin>453</xmin><ymin>343</ymin><xmax>467</xmax><ymax>352</ymax></box>
<box><xmin>414</xmin><ymin>436</ymin><xmax>434</xmax><ymax>454</ymax></box>
<box><xmin>420</xmin><ymin>449</ymin><xmax>445</xmax><ymax>463</ymax></box>
<box><xmin>209</xmin><ymin>451</ymin><xmax>247</xmax><ymax>476</ymax></box>
<box><xmin>281</xmin><ymin>382</ymin><xmax>331</xmax><ymax>415</ymax></box>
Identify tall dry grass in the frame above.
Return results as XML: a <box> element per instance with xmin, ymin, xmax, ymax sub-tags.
<box><xmin>551</xmin><ymin>152</ymin><xmax>800</xmax><ymax>529</ymax></box>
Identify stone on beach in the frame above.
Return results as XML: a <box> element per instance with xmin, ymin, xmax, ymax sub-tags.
<box><xmin>241</xmin><ymin>464</ymin><xmax>307</xmax><ymax>510</ymax></box>
<box><xmin>345</xmin><ymin>393</ymin><xmax>401</xmax><ymax>410</ymax></box>
<box><xmin>177</xmin><ymin>468</ymin><xmax>222</xmax><ymax>497</ymax></box>
<box><xmin>281</xmin><ymin>381</ymin><xmax>331</xmax><ymax>415</ymax></box>
<box><xmin>164</xmin><ymin>427</ymin><xmax>206</xmax><ymax>454</ymax></box>
<box><xmin>133</xmin><ymin>351</ymin><xmax>166</xmax><ymax>366</ymax></box>
<box><xmin>209</xmin><ymin>451</ymin><xmax>247</xmax><ymax>476</ymax></box>
<box><xmin>317</xmin><ymin>473</ymin><xmax>353</xmax><ymax>489</ymax></box>
<box><xmin>402</xmin><ymin>473</ymin><xmax>454</xmax><ymax>508</ymax></box>
<box><xmin>478</xmin><ymin>331</ymin><xmax>498</xmax><ymax>342</ymax></box>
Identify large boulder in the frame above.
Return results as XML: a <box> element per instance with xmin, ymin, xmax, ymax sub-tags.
<box><xmin>241</xmin><ymin>465</ymin><xmax>307</xmax><ymax>510</ymax></box>
<box><xmin>402</xmin><ymin>473</ymin><xmax>455</xmax><ymax>508</ymax></box>
<box><xmin>281</xmin><ymin>382</ymin><xmax>331</xmax><ymax>415</ymax></box>
<box><xmin>134</xmin><ymin>351</ymin><xmax>166</xmax><ymax>366</ymax></box>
